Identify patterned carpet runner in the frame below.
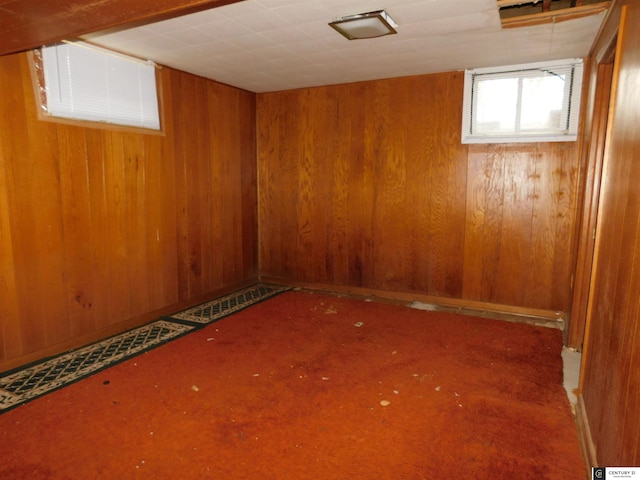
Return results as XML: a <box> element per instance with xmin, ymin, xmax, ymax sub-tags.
<box><xmin>0</xmin><ymin>283</ymin><xmax>290</xmax><ymax>413</ymax></box>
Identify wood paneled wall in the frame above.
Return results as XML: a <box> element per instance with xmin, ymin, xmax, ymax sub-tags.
<box><xmin>0</xmin><ymin>52</ymin><xmax>257</xmax><ymax>371</ymax></box>
<box><xmin>579</xmin><ymin>0</ymin><xmax>640</xmax><ymax>467</ymax></box>
<box><xmin>257</xmin><ymin>73</ymin><xmax>580</xmax><ymax>314</ymax></box>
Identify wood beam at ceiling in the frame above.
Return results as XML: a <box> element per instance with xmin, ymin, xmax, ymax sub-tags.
<box><xmin>0</xmin><ymin>0</ymin><xmax>245</xmax><ymax>57</ymax></box>
<box><xmin>501</xmin><ymin>1</ymin><xmax>610</xmax><ymax>28</ymax></box>
<box><xmin>497</xmin><ymin>0</ymin><xmax>543</xmax><ymax>7</ymax></box>
<box><xmin>497</xmin><ymin>0</ymin><xmax>590</xmax><ymax>9</ymax></box>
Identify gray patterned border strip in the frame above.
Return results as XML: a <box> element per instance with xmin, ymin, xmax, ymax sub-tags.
<box><xmin>167</xmin><ymin>283</ymin><xmax>291</xmax><ymax>324</ymax></box>
<box><xmin>0</xmin><ymin>320</ymin><xmax>193</xmax><ymax>412</ymax></box>
<box><xmin>0</xmin><ymin>283</ymin><xmax>290</xmax><ymax>413</ymax></box>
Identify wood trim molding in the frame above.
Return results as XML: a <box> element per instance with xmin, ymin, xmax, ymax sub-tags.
<box><xmin>578</xmin><ymin>3</ymin><xmax>625</xmax><ymax>394</ymax></box>
<box><xmin>501</xmin><ymin>2</ymin><xmax>611</xmax><ymax>28</ymax></box>
<box><xmin>0</xmin><ymin>0</ymin><xmax>245</xmax><ymax>57</ymax></box>
<box><xmin>589</xmin><ymin>0</ymin><xmax>621</xmax><ymax>61</ymax></box>
<box><xmin>261</xmin><ymin>277</ymin><xmax>565</xmax><ymax>326</ymax></box>
<box><xmin>566</xmin><ymin>61</ymin><xmax>615</xmax><ymax>349</ymax></box>
<box><xmin>576</xmin><ymin>394</ymin><xmax>598</xmax><ymax>469</ymax></box>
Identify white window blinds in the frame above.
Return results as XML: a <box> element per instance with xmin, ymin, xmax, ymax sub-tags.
<box><xmin>42</xmin><ymin>42</ymin><xmax>160</xmax><ymax>130</ymax></box>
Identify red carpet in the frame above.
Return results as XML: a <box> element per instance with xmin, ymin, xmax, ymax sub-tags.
<box><xmin>0</xmin><ymin>291</ymin><xmax>584</xmax><ymax>479</ymax></box>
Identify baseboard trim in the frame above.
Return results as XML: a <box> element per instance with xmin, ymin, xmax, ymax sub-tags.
<box><xmin>576</xmin><ymin>394</ymin><xmax>598</xmax><ymax>471</ymax></box>
<box><xmin>260</xmin><ymin>277</ymin><xmax>564</xmax><ymax>326</ymax></box>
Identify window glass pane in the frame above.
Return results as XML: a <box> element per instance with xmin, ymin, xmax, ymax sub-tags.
<box><xmin>520</xmin><ymin>73</ymin><xmax>566</xmax><ymax>132</ymax></box>
<box><xmin>461</xmin><ymin>59</ymin><xmax>582</xmax><ymax>144</ymax></box>
<box><xmin>474</xmin><ymin>77</ymin><xmax>518</xmax><ymax>134</ymax></box>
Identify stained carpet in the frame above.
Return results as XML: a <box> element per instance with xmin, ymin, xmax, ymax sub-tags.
<box><xmin>0</xmin><ymin>290</ymin><xmax>585</xmax><ymax>479</ymax></box>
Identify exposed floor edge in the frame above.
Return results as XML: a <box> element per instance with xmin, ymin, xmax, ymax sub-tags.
<box><xmin>562</xmin><ymin>347</ymin><xmax>581</xmax><ymax>413</ymax></box>
<box><xmin>272</xmin><ymin>280</ymin><xmax>563</xmax><ymax>328</ymax></box>
<box><xmin>408</xmin><ymin>300</ymin><xmax>563</xmax><ymax>329</ymax></box>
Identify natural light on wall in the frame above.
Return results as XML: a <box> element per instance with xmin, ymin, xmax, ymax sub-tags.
<box><xmin>40</xmin><ymin>42</ymin><xmax>160</xmax><ymax>130</ymax></box>
<box><xmin>461</xmin><ymin>59</ymin><xmax>583</xmax><ymax>144</ymax></box>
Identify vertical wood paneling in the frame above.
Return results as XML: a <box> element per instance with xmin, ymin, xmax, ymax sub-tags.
<box><xmin>220</xmin><ymin>87</ymin><xmax>239</xmax><ymax>284</ymax></box>
<box><xmin>463</xmin><ymin>145</ymin><xmax>506</xmax><ymax>302</ymax></box>
<box><xmin>256</xmin><ymin>95</ymin><xmax>278</xmax><ymax>278</ymax></box>
<box><xmin>103</xmin><ymin>131</ymin><xmax>130</xmax><ymax>322</ymax></box>
<box><xmin>14</xmin><ymin>52</ymin><xmax>69</xmax><ymax>350</ymax></box>
<box><xmin>143</xmin><ymin>132</ymin><xmax>172</xmax><ymax>308</ymax></box>
<box><xmin>194</xmin><ymin>79</ymin><xmax>212</xmax><ymax>293</ymax></box>
<box><xmin>343</xmin><ymin>84</ymin><xmax>367</xmax><ymax>287</ymax></box>
<box><xmin>548</xmin><ymin>144</ymin><xmax>578</xmax><ymax>309</ymax></box>
<box><xmin>310</xmin><ymin>90</ymin><xmax>335</xmax><ymax>282</ymax></box>
<box><xmin>431</xmin><ymin>74</ymin><xmax>467</xmax><ymax>298</ymax></box>
<box><xmin>231</xmin><ymin>90</ymin><xmax>258</xmax><ymax>278</ymax></box>
<box><xmin>296</xmin><ymin>91</ymin><xmax>315</xmax><ymax>281</ymax></box>
<box><xmin>186</xmin><ymin>74</ymin><xmax>206</xmax><ymax>297</ymax></box>
<box><xmin>258</xmin><ymin>71</ymin><xmax>580</xmax><ymax>313</ymax></box>
<box><xmin>0</xmin><ymin>144</ymin><xmax>18</xmax><ymax>362</ymax></box>
<box><xmin>155</xmin><ymin>69</ymin><xmax>180</xmax><ymax>306</ymax></box>
<box><xmin>174</xmin><ymin>72</ymin><xmax>194</xmax><ymax>300</ymax></box>
<box><xmin>84</xmin><ymin>129</ymin><xmax>112</xmax><ymax>330</ymax></box>
<box><xmin>330</xmin><ymin>96</ymin><xmax>351</xmax><ymax>285</ymax></box>
<box><xmin>568</xmin><ymin>61</ymin><xmax>613</xmax><ymax>348</ymax></box>
<box><xmin>366</xmin><ymin>80</ymin><xmax>403</xmax><ymax>290</ymax></box>
<box><xmin>580</xmin><ymin>1</ymin><xmax>640</xmax><ymax>467</ymax></box>
<box><xmin>57</xmin><ymin>125</ymin><xmax>95</xmax><ymax>337</ymax></box>
<box><xmin>239</xmin><ymin>90</ymin><xmax>257</xmax><ymax>281</ymax></box>
<box><xmin>0</xmin><ymin>53</ymin><xmax>26</xmax><ymax>362</ymax></box>
<box><xmin>526</xmin><ymin>146</ymin><xmax>556</xmax><ymax>308</ymax></box>
<box><xmin>0</xmin><ymin>53</ymin><xmax>257</xmax><ymax>371</ymax></box>
<box><xmin>494</xmin><ymin>146</ymin><xmax>536</xmax><ymax>306</ymax></box>
<box><xmin>207</xmin><ymin>82</ymin><xmax>225</xmax><ymax>291</ymax></box>
<box><xmin>462</xmin><ymin>145</ymin><xmax>489</xmax><ymax>299</ymax></box>
<box><xmin>479</xmin><ymin>145</ymin><xmax>508</xmax><ymax>301</ymax></box>
<box><xmin>404</xmin><ymin>82</ymin><xmax>431</xmax><ymax>293</ymax></box>
<box><xmin>208</xmin><ymin>83</ymin><xmax>256</xmax><ymax>285</ymax></box>
<box><xmin>123</xmin><ymin>132</ymin><xmax>150</xmax><ymax>317</ymax></box>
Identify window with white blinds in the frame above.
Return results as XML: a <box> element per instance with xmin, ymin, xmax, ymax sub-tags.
<box><xmin>41</xmin><ymin>42</ymin><xmax>160</xmax><ymax>130</ymax></box>
<box><xmin>461</xmin><ymin>59</ymin><xmax>583</xmax><ymax>144</ymax></box>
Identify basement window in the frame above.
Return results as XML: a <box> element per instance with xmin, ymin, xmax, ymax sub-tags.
<box><xmin>461</xmin><ymin>59</ymin><xmax>583</xmax><ymax>144</ymax></box>
<box><xmin>39</xmin><ymin>42</ymin><xmax>160</xmax><ymax>130</ymax></box>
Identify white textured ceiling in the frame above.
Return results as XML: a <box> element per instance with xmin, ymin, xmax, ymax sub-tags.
<box><xmin>83</xmin><ymin>0</ymin><xmax>606</xmax><ymax>93</ymax></box>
